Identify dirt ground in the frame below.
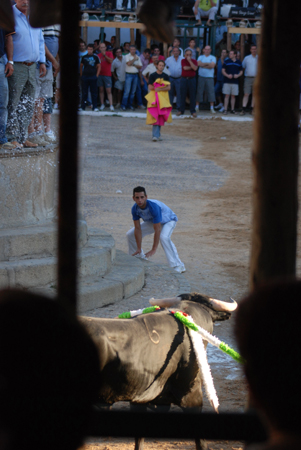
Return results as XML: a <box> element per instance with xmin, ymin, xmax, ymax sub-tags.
<box><xmin>75</xmin><ymin>114</ymin><xmax>301</xmax><ymax>450</ymax></box>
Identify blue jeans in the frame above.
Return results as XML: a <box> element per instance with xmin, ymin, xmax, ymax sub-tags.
<box><xmin>180</xmin><ymin>76</ymin><xmax>196</xmax><ymax>114</ymax></box>
<box><xmin>135</xmin><ymin>75</ymin><xmax>148</xmax><ymax>106</ymax></box>
<box><xmin>152</xmin><ymin>125</ymin><xmax>161</xmax><ymax>138</ymax></box>
<box><xmin>0</xmin><ymin>56</ymin><xmax>9</xmax><ymax>144</ymax></box>
<box><xmin>169</xmin><ymin>77</ymin><xmax>181</xmax><ymax>111</ymax></box>
<box><xmin>122</xmin><ymin>73</ymin><xmax>138</xmax><ymax>108</ymax></box>
<box><xmin>86</xmin><ymin>0</ymin><xmax>100</xmax><ymax>8</ymax></box>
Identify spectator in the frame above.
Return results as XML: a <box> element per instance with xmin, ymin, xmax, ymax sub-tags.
<box><xmin>79</xmin><ymin>40</ymin><xmax>88</xmax><ymax>71</ymax></box>
<box><xmin>177</xmin><ymin>48</ymin><xmax>198</xmax><ymax>118</ymax></box>
<box><xmin>241</xmin><ymin>44</ymin><xmax>258</xmax><ymax>115</ymax></box>
<box><xmin>150</xmin><ymin>45</ymin><xmax>165</xmax><ymax>63</ymax></box>
<box><xmin>235</xmin><ymin>280</ymin><xmax>301</xmax><ymax>450</ymax></box>
<box><xmin>121</xmin><ymin>0</ymin><xmax>136</xmax><ymax>11</ymax></box>
<box><xmin>121</xmin><ymin>44</ymin><xmax>142</xmax><ymax>111</ymax></box>
<box><xmin>0</xmin><ymin>289</ymin><xmax>100</xmax><ymax>450</ymax></box>
<box><xmin>146</xmin><ymin>60</ymin><xmax>171</xmax><ymax>141</ymax></box>
<box><xmin>122</xmin><ymin>42</ymin><xmax>130</xmax><ymax>55</ymax></box>
<box><xmin>136</xmin><ymin>49</ymin><xmax>151</xmax><ymax>108</ymax></box>
<box><xmin>93</xmin><ymin>39</ymin><xmax>100</xmax><ymax>54</ymax></box>
<box><xmin>214</xmin><ymin>48</ymin><xmax>228</xmax><ymax>112</ymax></box>
<box><xmin>215</xmin><ymin>31</ymin><xmax>227</xmax><ymax>59</ymax></box>
<box><xmin>111</xmin><ymin>47</ymin><xmax>126</xmax><ymax>109</ymax></box>
<box><xmin>6</xmin><ymin>0</ymin><xmax>46</xmax><ymax>149</ymax></box>
<box><xmin>80</xmin><ymin>43</ymin><xmax>100</xmax><ymax>111</ymax></box>
<box><xmin>165</xmin><ymin>47</ymin><xmax>183</xmax><ymax>112</ymax></box>
<box><xmin>222</xmin><ymin>49</ymin><xmax>243</xmax><ymax>114</ymax></box>
<box><xmin>142</xmin><ymin>54</ymin><xmax>170</xmax><ymax>84</ymax></box>
<box><xmin>185</xmin><ymin>37</ymin><xmax>200</xmax><ymax>60</ymax></box>
<box><xmin>196</xmin><ymin>45</ymin><xmax>216</xmax><ymax>113</ymax></box>
<box><xmin>97</xmin><ymin>42</ymin><xmax>114</xmax><ymax>111</ymax></box>
<box><xmin>193</xmin><ymin>0</ymin><xmax>218</xmax><ymax>26</ymax></box>
<box><xmin>0</xmin><ymin>27</ymin><xmax>16</xmax><ymax>150</ymax></box>
<box><xmin>28</xmin><ymin>25</ymin><xmax>60</xmax><ymax>146</ymax></box>
<box><xmin>85</xmin><ymin>0</ymin><xmax>102</xmax><ymax>10</ymax></box>
<box><xmin>140</xmin><ymin>48</ymin><xmax>151</xmax><ymax>73</ymax></box>
<box><xmin>168</xmin><ymin>38</ymin><xmax>184</xmax><ymax>57</ymax></box>
<box><xmin>110</xmin><ymin>35</ymin><xmax>116</xmax><ymax>49</ymax></box>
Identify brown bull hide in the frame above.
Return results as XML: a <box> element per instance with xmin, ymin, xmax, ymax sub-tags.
<box><xmin>0</xmin><ymin>0</ymin><xmax>14</xmax><ymax>31</ymax></box>
<box><xmin>137</xmin><ymin>0</ymin><xmax>175</xmax><ymax>43</ymax></box>
<box><xmin>29</xmin><ymin>0</ymin><xmax>61</xmax><ymax>28</ymax></box>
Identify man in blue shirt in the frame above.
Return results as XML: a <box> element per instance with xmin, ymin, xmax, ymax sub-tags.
<box><xmin>6</xmin><ymin>0</ymin><xmax>46</xmax><ymax>148</ymax></box>
<box><xmin>165</xmin><ymin>47</ymin><xmax>183</xmax><ymax>112</ymax></box>
<box><xmin>126</xmin><ymin>186</ymin><xmax>186</xmax><ymax>273</ymax></box>
<box><xmin>221</xmin><ymin>50</ymin><xmax>243</xmax><ymax>114</ymax></box>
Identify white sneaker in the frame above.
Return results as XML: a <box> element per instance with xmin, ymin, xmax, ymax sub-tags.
<box><xmin>195</xmin><ymin>105</ymin><xmax>199</xmax><ymax>111</ymax></box>
<box><xmin>54</xmin><ymin>103</ymin><xmax>59</xmax><ymax>109</ymax></box>
<box><xmin>174</xmin><ymin>265</ymin><xmax>186</xmax><ymax>273</ymax></box>
<box><xmin>214</xmin><ymin>103</ymin><xmax>223</xmax><ymax>110</ymax></box>
<box><xmin>134</xmin><ymin>252</ymin><xmax>148</xmax><ymax>261</ymax></box>
<box><xmin>152</xmin><ymin>137</ymin><xmax>158</xmax><ymax>142</ymax></box>
<box><xmin>210</xmin><ymin>109</ymin><xmax>216</xmax><ymax>114</ymax></box>
<box><xmin>93</xmin><ymin>108</ymin><xmax>99</xmax><ymax>112</ymax></box>
<box><xmin>219</xmin><ymin>106</ymin><xmax>225</xmax><ymax>113</ymax></box>
<box><xmin>44</xmin><ymin>131</ymin><xmax>57</xmax><ymax>143</ymax></box>
<box><xmin>100</xmin><ymin>104</ymin><xmax>105</xmax><ymax>110</ymax></box>
<box><xmin>110</xmin><ymin>105</ymin><xmax>114</xmax><ymax>111</ymax></box>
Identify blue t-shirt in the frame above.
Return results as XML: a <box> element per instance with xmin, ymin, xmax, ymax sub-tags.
<box><xmin>131</xmin><ymin>199</ymin><xmax>178</xmax><ymax>224</ymax></box>
<box><xmin>222</xmin><ymin>58</ymin><xmax>242</xmax><ymax>84</ymax></box>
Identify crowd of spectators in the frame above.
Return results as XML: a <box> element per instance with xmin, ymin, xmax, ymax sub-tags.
<box><xmin>78</xmin><ymin>36</ymin><xmax>258</xmax><ymax>118</ymax></box>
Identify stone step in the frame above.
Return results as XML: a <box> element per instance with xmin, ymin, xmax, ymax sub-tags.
<box><xmin>0</xmin><ymin>233</ymin><xmax>115</xmax><ymax>289</ymax></box>
<box><xmin>35</xmin><ymin>250</ymin><xmax>145</xmax><ymax>313</ymax></box>
<box><xmin>0</xmin><ymin>220</ymin><xmax>88</xmax><ymax>261</ymax></box>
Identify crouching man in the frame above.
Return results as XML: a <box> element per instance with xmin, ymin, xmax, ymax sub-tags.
<box><xmin>126</xmin><ymin>186</ymin><xmax>186</xmax><ymax>273</ymax></box>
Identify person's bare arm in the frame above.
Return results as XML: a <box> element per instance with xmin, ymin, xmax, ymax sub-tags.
<box><xmin>185</xmin><ymin>57</ymin><xmax>197</xmax><ymax>71</ymax></box>
<box><xmin>132</xmin><ymin>220</ymin><xmax>143</xmax><ymax>255</ymax></box>
<box><xmin>145</xmin><ymin>222</ymin><xmax>161</xmax><ymax>258</ymax></box>
<box><xmin>96</xmin><ymin>62</ymin><xmax>101</xmax><ymax>77</ymax></box>
<box><xmin>5</xmin><ymin>34</ymin><xmax>14</xmax><ymax>77</ymax></box>
<box><xmin>104</xmin><ymin>53</ymin><xmax>113</xmax><ymax>63</ymax></box>
<box><xmin>45</xmin><ymin>44</ymin><xmax>60</xmax><ymax>76</ymax></box>
<box><xmin>234</xmin><ymin>69</ymin><xmax>243</xmax><ymax>79</ymax></box>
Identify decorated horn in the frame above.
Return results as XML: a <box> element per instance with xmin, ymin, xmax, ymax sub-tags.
<box><xmin>208</xmin><ymin>297</ymin><xmax>237</xmax><ymax>312</ymax></box>
<box><xmin>0</xmin><ymin>0</ymin><xmax>15</xmax><ymax>31</ymax></box>
<box><xmin>149</xmin><ymin>297</ymin><xmax>181</xmax><ymax>308</ymax></box>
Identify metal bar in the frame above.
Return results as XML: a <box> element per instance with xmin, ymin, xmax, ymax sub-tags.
<box><xmin>57</xmin><ymin>0</ymin><xmax>79</xmax><ymax>316</ymax></box>
<box><xmin>79</xmin><ymin>20</ymin><xmax>145</xmax><ymax>28</ymax></box>
<box><xmin>87</xmin><ymin>410</ymin><xmax>267</xmax><ymax>442</ymax></box>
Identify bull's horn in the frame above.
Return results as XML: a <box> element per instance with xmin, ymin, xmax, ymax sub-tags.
<box><xmin>208</xmin><ymin>297</ymin><xmax>237</xmax><ymax>312</ymax></box>
<box><xmin>149</xmin><ymin>297</ymin><xmax>181</xmax><ymax>307</ymax></box>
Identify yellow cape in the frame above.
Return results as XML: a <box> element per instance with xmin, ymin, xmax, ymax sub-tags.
<box><xmin>145</xmin><ymin>78</ymin><xmax>172</xmax><ymax>125</ymax></box>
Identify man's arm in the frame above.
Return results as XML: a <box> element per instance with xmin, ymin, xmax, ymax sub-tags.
<box><xmin>104</xmin><ymin>52</ymin><xmax>113</xmax><ymax>63</ymax></box>
<box><xmin>45</xmin><ymin>44</ymin><xmax>60</xmax><ymax>76</ymax></box>
<box><xmin>184</xmin><ymin>57</ymin><xmax>198</xmax><ymax>71</ymax></box>
<box><xmin>234</xmin><ymin>69</ymin><xmax>243</xmax><ymax>79</ymax></box>
<box><xmin>5</xmin><ymin>34</ymin><xmax>14</xmax><ymax>77</ymax></box>
<box><xmin>145</xmin><ymin>222</ymin><xmax>161</xmax><ymax>258</ymax></box>
<box><xmin>194</xmin><ymin>0</ymin><xmax>199</xmax><ymax>15</ymax></box>
<box><xmin>96</xmin><ymin>62</ymin><xmax>101</xmax><ymax>77</ymax></box>
<box><xmin>39</xmin><ymin>30</ymin><xmax>46</xmax><ymax>77</ymax></box>
<box><xmin>132</xmin><ymin>220</ymin><xmax>143</xmax><ymax>255</ymax></box>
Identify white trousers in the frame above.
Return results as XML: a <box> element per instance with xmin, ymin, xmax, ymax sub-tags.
<box><xmin>126</xmin><ymin>220</ymin><xmax>183</xmax><ymax>268</ymax></box>
<box><xmin>193</xmin><ymin>6</ymin><xmax>218</xmax><ymax>21</ymax></box>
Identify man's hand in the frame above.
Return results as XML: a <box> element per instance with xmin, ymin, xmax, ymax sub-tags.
<box><xmin>132</xmin><ymin>250</ymin><xmax>142</xmax><ymax>256</ymax></box>
<box><xmin>5</xmin><ymin>62</ymin><xmax>13</xmax><ymax>77</ymax></box>
<box><xmin>145</xmin><ymin>249</ymin><xmax>156</xmax><ymax>258</ymax></box>
<box><xmin>39</xmin><ymin>63</ymin><xmax>46</xmax><ymax>77</ymax></box>
<box><xmin>52</xmin><ymin>59</ymin><xmax>60</xmax><ymax>77</ymax></box>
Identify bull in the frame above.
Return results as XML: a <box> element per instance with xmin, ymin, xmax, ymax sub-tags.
<box><xmin>80</xmin><ymin>293</ymin><xmax>237</xmax><ymax>450</ymax></box>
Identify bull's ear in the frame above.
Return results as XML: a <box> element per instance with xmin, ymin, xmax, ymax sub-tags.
<box><xmin>0</xmin><ymin>0</ymin><xmax>14</xmax><ymax>31</ymax></box>
<box><xmin>29</xmin><ymin>0</ymin><xmax>61</xmax><ymax>28</ymax></box>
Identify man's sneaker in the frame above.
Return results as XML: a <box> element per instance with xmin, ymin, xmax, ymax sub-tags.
<box><xmin>215</xmin><ymin>103</ymin><xmax>223</xmax><ymax>110</ymax></box>
<box><xmin>195</xmin><ymin>105</ymin><xmax>199</xmax><ymax>111</ymax></box>
<box><xmin>105</xmin><ymin>99</ymin><xmax>110</xmax><ymax>105</ymax></box>
<box><xmin>129</xmin><ymin>106</ymin><xmax>135</xmax><ymax>110</ymax></box>
<box><xmin>158</xmin><ymin>137</ymin><xmax>163</xmax><ymax>141</ymax></box>
<box><xmin>0</xmin><ymin>142</ymin><xmax>18</xmax><ymax>150</ymax></box>
<box><xmin>110</xmin><ymin>105</ymin><xmax>114</xmax><ymax>111</ymax></box>
<box><xmin>26</xmin><ymin>135</ymin><xmax>48</xmax><ymax>146</ymax></box>
<box><xmin>137</xmin><ymin>105</ymin><xmax>146</xmax><ymax>109</ymax></box>
<box><xmin>174</xmin><ymin>265</ymin><xmax>186</xmax><ymax>273</ymax></box>
<box><xmin>210</xmin><ymin>109</ymin><xmax>216</xmax><ymax>114</ymax></box>
<box><xmin>219</xmin><ymin>106</ymin><xmax>225</xmax><ymax>113</ymax></box>
<box><xmin>121</xmin><ymin>106</ymin><xmax>126</xmax><ymax>111</ymax></box>
<box><xmin>134</xmin><ymin>252</ymin><xmax>148</xmax><ymax>260</ymax></box>
<box><xmin>152</xmin><ymin>137</ymin><xmax>158</xmax><ymax>142</ymax></box>
<box><xmin>44</xmin><ymin>131</ymin><xmax>57</xmax><ymax>143</ymax></box>
<box><xmin>100</xmin><ymin>104</ymin><xmax>105</xmax><ymax>110</ymax></box>
<box><xmin>93</xmin><ymin>108</ymin><xmax>99</xmax><ymax>112</ymax></box>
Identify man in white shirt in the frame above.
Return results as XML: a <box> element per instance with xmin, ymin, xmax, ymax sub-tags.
<box><xmin>196</xmin><ymin>45</ymin><xmax>216</xmax><ymax>113</ymax></box>
<box><xmin>241</xmin><ymin>45</ymin><xmax>258</xmax><ymax>115</ymax></box>
<box><xmin>111</xmin><ymin>47</ymin><xmax>126</xmax><ymax>109</ymax></box>
<box><xmin>142</xmin><ymin>55</ymin><xmax>170</xmax><ymax>83</ymax></box>
<box><xmin>165</xmin><ymin>47</ymin><xmax>183</xmax><ymax>111</ymax></box>
<box><xmin>121</xmin><ymin>44</ymin><xmax>142</xmax><ymax>110</ymax></box>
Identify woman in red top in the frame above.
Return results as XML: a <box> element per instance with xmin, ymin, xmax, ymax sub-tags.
<box><xmin>177</xmin><ymin>49</ymin><xmax>198</xmax><ymax>117</ymax></box>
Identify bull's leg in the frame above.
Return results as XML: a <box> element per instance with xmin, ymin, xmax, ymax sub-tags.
<box><xmin>195</xmin><ymin>438</ymin><xmax>208</xmax><ymax>450</ymax></box>
<box><xmin>130</xmin><ymin>403</ymin><xmax>147</xmax><ymax>450</ymax></box>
